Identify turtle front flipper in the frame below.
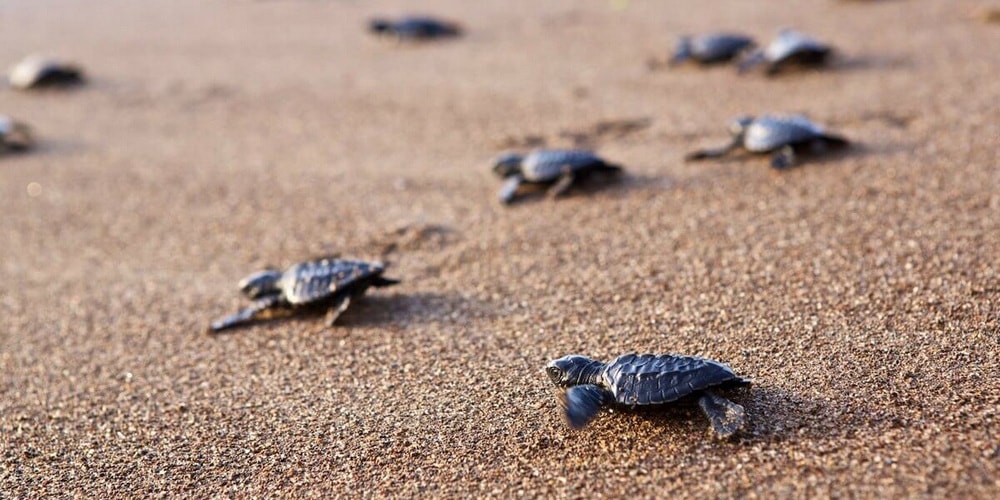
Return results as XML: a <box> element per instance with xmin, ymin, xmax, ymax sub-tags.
<box><xmin>209</xmin><ymin>295</ymin><xmax>285</xmax><ymax>333</ymax></box>
<box><xmin>559</xmin><ymin>384</ymin><xmax>609</xmax><ymax>429</ymax></box>
<box><xmin>498</xmin><ymin>175</ymin><xmax>524</xmax><ymax>204</ymax></box>
<box><xmin>685</xmin><ymin>139</ymin><xmax>740</xmax><ymax>162</ymax></box>
<box><xmin>697</xmin><ymin>391</ymin><xmax>746</xmax><ymax>439</ymax></box>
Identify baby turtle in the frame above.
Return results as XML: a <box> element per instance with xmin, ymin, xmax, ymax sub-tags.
<box><xmin>685</xmin><ymin>114</ymin><xmax>849</xmax><ymax>168</ymax></box>
<box><xmin>546</xmin><ymin>353</ymin><xmax>750</xmax><ymax>438</ymax></box>
<box><xmin>8</xmin><ymin>56</ymin><xmax>85</xmax><ymax>90</ymax></box>
<box><xmin>670</xmin><ymin>33</ymin><xmax>756</xmax><ymax>66</ymax></box>
<box><xmin>209</xmin><ymin>257</ymin><xmax>399</xmax><ymax>333</ymax></box>
<box><xmin>368</xmin><ymin>16</ymin><xmax>462</xmax><ymax>41</ymax></box>
<box><xmin>0</xmin><ymin>115</ymin><xmax>33</xmax><ymax>153</ymax></box>
<box><xmin>493</xmin><ymin>149</ymin><xmax>623</xmax><ymax>204</ymax></box>
<box><xmin>738</xmin><ymin>29</ymin><xmax>833</xmax><ymax>75</ymax></box>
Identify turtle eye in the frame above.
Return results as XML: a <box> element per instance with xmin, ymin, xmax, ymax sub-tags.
<box><xmin>545</xmin><ymin>366</ymin><xmax>565</xmax><ymax>385</ymax></box>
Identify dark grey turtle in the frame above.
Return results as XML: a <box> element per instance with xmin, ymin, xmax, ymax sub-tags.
<box><xmin>209</xmin><ymin>257</ymin><xmax>399</xmax><ymax>333</ymax></box>
<box><xmin>368</xmin><ymin>16</ymin><xmax>462</xmax><ymax>41</ymax></box>
<box><xmin>685</xmin><ymin>114</ymin><xmax>849</xmax><ymax>168</ymax></box>
<box><xmin>546</xmin><ymin>353</ymin><xmax>750</xmax><ymax>438</ymax></box>
<box><xmin>670</xmin><ymin>33</ymin><xmax>756</xmax><ymax>66</ymax></box>
<box><xmin>493</xmin><ymin>149</ymin><xmax>623</xmax><ymax>204</ymax></box>
<box><xmin>8</xmin><ymin>56</ymin><xmax>85</xmax><ymax>90</ymax></box>
<box><xmin>0</xmin><ymin>115</ymin><xmax>33</xmax><ymax>153</ymax></box>
<box><xmin>738</xmin><ymin>29</ymin><xmax>833</xmax><ymax>75</ymax></box>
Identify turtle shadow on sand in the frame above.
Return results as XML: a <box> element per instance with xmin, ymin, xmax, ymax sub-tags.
<box><xmin>690</xmin><ymin>141</ymin><xmax>869</xmax><ymax>171</ymax></box>
<box><xmin>209</xmin><ymin>291</ymin><xmax>489</xmax><ymax>335</ymax></box>
<box><xmin>738</xmin><ymin>386</ymin><xmax>876</xmax><ymax>443</ymax></box>
<box><xmin>565</xmin><ymin>385</ymin><xmax>875</xmax><ymax>443</ymax></box>
<box><xmin>829</xmin><ymin>54</ymin><xmax>912</xmax><ymax>73</ymax></box>
<box><xmin>575</xmin><ymin>383</ymin><xmax>753</xmax><ymax>440</ymax></box>
<box><xmin>498</xmin><ymin>170</ymin><xmax>629</xmax><ymax>206</ymax></box>
<box><xmin>344</xmin><ymin>291</ymin><xmax>494</xmax><ymax>327</ymax></box>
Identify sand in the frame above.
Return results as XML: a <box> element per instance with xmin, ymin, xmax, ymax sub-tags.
<box><xmin>1</xmin><ymin>0</ymin><xmax>998</xmax><ymax>497</ymax></box>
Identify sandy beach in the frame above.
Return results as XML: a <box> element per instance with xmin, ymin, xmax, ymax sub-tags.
<box><xmin>1</xmin><ymin>0</ymin><xmax>998</xmax><ymax>496</ymax></box>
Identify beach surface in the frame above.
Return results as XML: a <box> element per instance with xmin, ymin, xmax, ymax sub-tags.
<box><xmin>1</xmin><ymin>0</ymin><xmax>998</xmax><ymax>496</ymax></box>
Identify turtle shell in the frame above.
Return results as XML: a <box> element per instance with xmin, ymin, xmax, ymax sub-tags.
<box><xmin>764</xmin><ymin>30</ymin><xmax>830</xmax><ymax>63</ymax></box>
<box><xmin>521</xmin><ymin>149</ymin><xmax>607</xmax><ymax>183</ymax></box>
<box><xmin>602</xmin><ymin>353</ymin><xmax>744</xmax><ymax>406</ymax></box>
<box><xmin>0</xmin><ymin>115</ymin><xmax>32</xmax><ymax>151</ymax></box>
<box><xmin>690</xmin><ymin>34</ymin><xmax>755</xmax><ymax>62</ymax></box>
<box><xmin>743</xmin><ymin>115</ymin><xmax>828</xmax><ymax>152</ymax></box>
<box><xmin>278</xmin><ymin>258</ymin><xmax>385</xmax><ymax>306</ymax></box>
<box><xmin>393</xmin><ymin>17</ymin><xmax>460</xmax><ymax>38</ymax></box>
<box><xmin>9</xmin><ymin>56</ymin><xmax>84</xmax><ymax>90</ymax></box>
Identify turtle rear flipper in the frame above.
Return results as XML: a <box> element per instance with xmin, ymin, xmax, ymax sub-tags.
<box><xmin>559</xmin><ymin>384</ymin><xmax>608</xmax><ymax>429</ymax></box>
<box><xmin>697</xmin><ymin>391</ymin><xmax>746</xmax><ymax>439</ymax></box>
<box><xmin>546</xmin><ymin>167</ymin><xmax>576</xmax><ymax>199</ymax></box>
<box><xmin>596</xmin><ymin>162</ymin><xmax>624</xmax><ymax>174</ymax></box>
<box><xmin>819</xmin><ymin>134</ymin><xmax>850</xmax><ymax>149</ymax></box>
<box><xmin>370</xmin><ymin>276</ymin><xmax>401</xmax><ymax>287</ymax></box>
<box><xmin>324</xmin><ymin>295</ymin><xmax>352</xmax><ymax>327</ymax></box>
<box><xmin>770</xmin><ymin>145</ymin><xmax>797</xmax><ymax>169</ymax></box>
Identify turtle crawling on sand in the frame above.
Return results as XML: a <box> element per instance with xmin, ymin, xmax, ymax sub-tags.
<box><xmin>546</xmin><ymin>353</ymin><xmax>750</xmax><ymax>438</ymax></box>
<box><xmin>493</xmin><ymin>149</ymin><xmax>623</xmax><ymax>204</ymax></box>
<box><xmin>685</xmin><ymin>114</ymin><xmax>849</xmax><ymax>168</ymax></box>
<box><xmin>738</xmin><ymin>29</ymin><xmax>833</xmax><ymax>75</ymax></box>
<box><xmin>0</xmin><ymin>115</ymin><xmax>33</xmax><ymax>153</ymax></box>
<box><xmin>8</xmin><ymin>56</ymin><xmax>85</xmax><ymax>90</ymax></box>
<box><xmin>670</xmin><ymin>33</ymin><xmax>756</xmax><ymax>66</ymax></box>
<box><xmin>368</xmin><ymin>16</ymin><xmax>462</xmax><ymax>41</ymax></box>
<box><xmin>210</xmin><ymin>258</ymin><xmax>399</xmax><ymax>333</ymax></box>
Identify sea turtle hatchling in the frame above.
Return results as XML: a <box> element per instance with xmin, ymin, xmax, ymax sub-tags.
<box><xmin>209</xmin><ymin>257</ymin><xmax>399</xmax><ymax>333</ymax></box>
<box><xmin>8</xmin><ymin>56</ymin><xmax>85</xmax><ymax>90</ymax></box>
<box><xmin>0</xmin><ymin>115</ymin><xmax>33</xmax><ymax>153</ymax></box>
<box><xmin>368</xmin><ymin>16</ymin><xmax>462</xmax><ymax>41</ymax></box>
<box><xmin>738</xmin><ymin>29</ymin><xmax>833</xmax><ymax>75</ymax></box>
<box><xmin>670</xmin><ymin>33</ymin><xmax>756</xmax><ymax>66</ymax></box>
<box><xmin>685</xmin><ymin>114</ymin><xmax>849</xmax><ymax>168</ymax></box>
<box><xmin>546</xmin><ymin>353</ymin><xmax>751</xmax><ymax>438</ymax></box>
<box><xmin>493</xmin><ymin>149</ymin><xmax>623</xmax><ymax>204</ymax></box>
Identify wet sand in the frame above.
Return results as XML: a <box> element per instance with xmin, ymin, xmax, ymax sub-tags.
<box><xmin>1</xmin><ymin>0</ymin><xmax>997</xmax><ymax>496</ymax></box>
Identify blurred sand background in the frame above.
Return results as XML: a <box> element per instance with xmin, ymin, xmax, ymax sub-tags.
<box><xmin>1</xmin><ymin>0</ymin><xmax>998</xmax><ymax>496</ymax></box>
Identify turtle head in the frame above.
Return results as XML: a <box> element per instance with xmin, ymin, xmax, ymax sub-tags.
<box><xmin>238</xmin><ymin>269</ymin><xmax>283</xmax><ymax>299</ymax></box>
<box><xmin>670</xmin><ymin>36</ymin><xmax>693</xmax><ymax>65</ymax></box>
<box><xmin>368</xmin><ymin>19</ymin><xmax>392</xmax><ymax>34</ymax></box>
<box><xmin>546</xmin><ymin>355</ymin><xmax>604</xmax><ymax>388</ymax></box>
<box><xmin>492</xmin><ymin>153</ymin><xmax>524</xmax><ymax>178</ymax></box>
<box><xmin>729</xmin><ymin>115</ymin><xmax>754</xmax><ymax>138</ymax></box>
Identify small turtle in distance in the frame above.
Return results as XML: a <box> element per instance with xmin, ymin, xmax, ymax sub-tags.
<box><xmin>0</xmin><ymin>115</ymin><xmax>33</xmax><ymax>153</ymax></box>
<box><xmin>738</xmin><ymin>29</ymin><xmax>833</xmax><ymax>75</ymax></box>
<box><xmin>493</xmin><ymin>149</ymin><xmax>623</xmax><ymax>204</ymax></box>
<box><xmin>686</xmin><ymin>114</ymin><xmax>849</xmax><ymax>169</ymax></box>
<box><xmin>670</xmin><ymin>33</ymin><xmax>756</xmax><ymax>66</ymax></box>
<box><xmin>8</xmin><ymin>56</ymin><xmax>85</xmax><ymax>90</ymax></box>
<box><xmin>209</xmin><ymin>257</ymin><xmax>399</xmax><ymax>333</ymax></box>
<box><xmin>546</xmin><ymin>353</ymin><xmax>751</xmax><ymax>438</ymax></box>
<box><xmin>368</xmin><ymin>16</ymin><xmax>462</xmax><ymax>41</ymax></box>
